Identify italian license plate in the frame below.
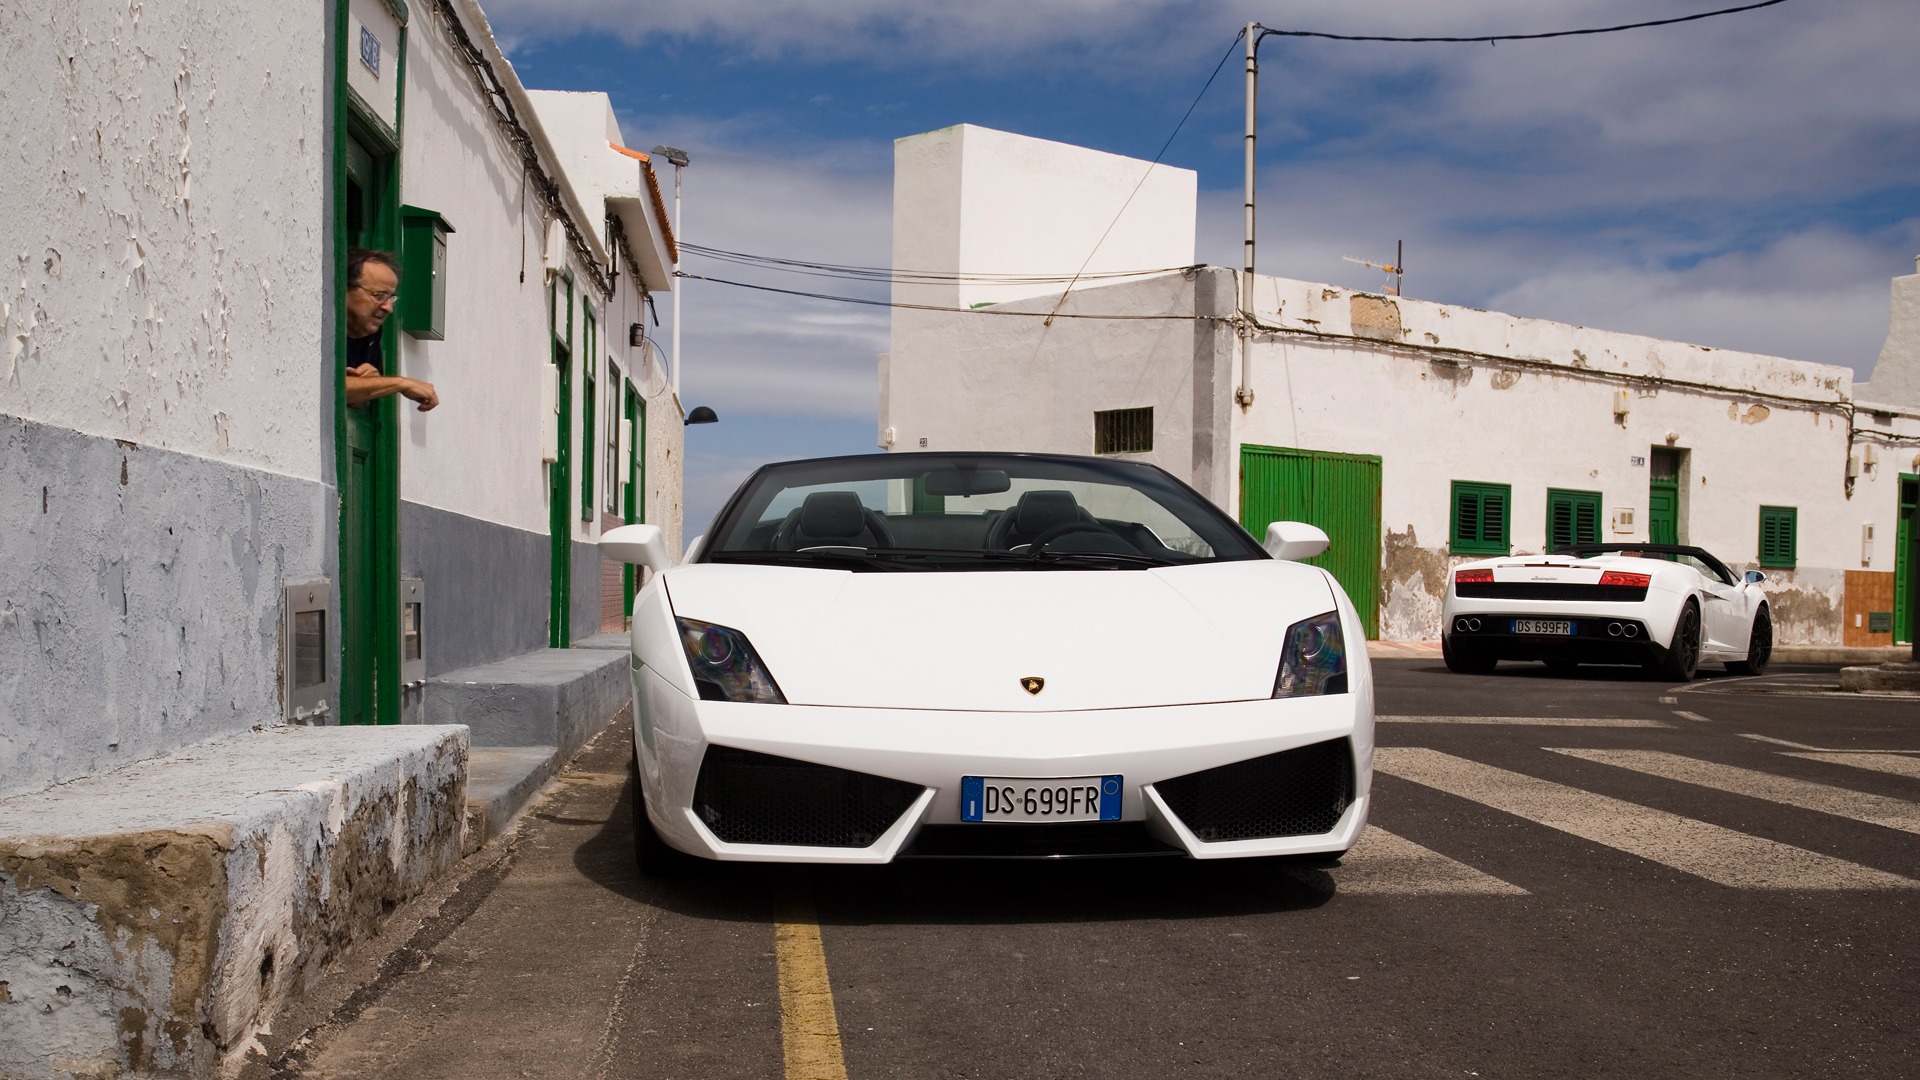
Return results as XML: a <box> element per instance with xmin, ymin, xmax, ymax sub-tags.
<box><xmin>961</xmin><ymin>775</ymin><xmax>1122</xmax><ymax>823</ymax></box>
<box><xmin>1513</xmin><ymin>619</ymin><xmax>1574</xmax><ymax>635</ymax></box>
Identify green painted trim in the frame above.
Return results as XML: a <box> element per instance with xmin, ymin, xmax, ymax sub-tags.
<box><xmin>381</xmin><ymin>0</ymin><xmax>410</xmax><ymax>25</ymax></box>
<box><xmin>344</xmin><ymin>86</ymin><xmax>400</xmax><ymax>155</ymax></box>
<box><xmin>332</xmin><ymin>0</ymin><xmax>350</xmax><ymax>722</ymax></box>
<box><xmin>580</xmin><ymin>313</ymin><xmax>597</xmax><ymax>522</ymax></box>
<box><xmin>623</xmin><ymin>389</ymin><xmax>643</xmax><ymax>617</ymax></box>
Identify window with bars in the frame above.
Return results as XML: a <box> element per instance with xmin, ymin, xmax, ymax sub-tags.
<box><xmin>1758</xmin><ymin>505</ymin><xmax>1797</xmax><ymax>568</ymax></box>
<box><xmin>1451</xmin><ymin>481</ymin><xmax>1511</xmax><ymax>556</ymax></box>
<box><xmin>1094</xmin><ymin>407</ymin><xmax>1152</xmax><ymax>455</ymax></box>
<box><xmin>1546</xmin><ymin>488</ymin><xmax>1602</xmax><ymax>552</ymax></box>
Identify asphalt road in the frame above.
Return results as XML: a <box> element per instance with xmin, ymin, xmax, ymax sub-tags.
<box><xmin>251</xmin><ymin>661</ymin><xmax>1920</xmax><ymax>1080</ymax></box>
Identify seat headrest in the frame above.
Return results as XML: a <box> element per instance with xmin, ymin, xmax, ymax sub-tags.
<box><xmin>798</xmin><ymin>491</ymin><xmax>867</xmax><ymax>538</ymax></box>
<box><xmin>1014</xmin><ymin>490</ymin><xmax>1082</xmax><ymax>534</ymax></box>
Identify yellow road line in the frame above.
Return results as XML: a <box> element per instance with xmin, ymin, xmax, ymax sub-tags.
<box><xmin>775</xmin><ymin>896</ymin><xmax>850</xmax><ymax>1080</ymax></box>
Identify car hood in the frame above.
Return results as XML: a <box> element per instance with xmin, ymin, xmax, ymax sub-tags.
<box><xmin>660</xmin><ymin>561</ymin><xmax>1337</xmax><ymax>710</ymax></box>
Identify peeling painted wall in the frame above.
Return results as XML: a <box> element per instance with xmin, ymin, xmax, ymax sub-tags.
<box><xmin>0</xmin><ymin>2</ymin><xmax>326</xmax><ymax>474</ymax></box>
<box><xmin>0</xmin><ymin>5</ymin><xmax>331</xmax><ymax>798</ymax></box>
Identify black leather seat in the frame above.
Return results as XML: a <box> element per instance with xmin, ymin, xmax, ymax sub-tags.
<box><xmin>984</xmin><ymin>489</ymin><xmax>1095</xmax><ymax>550</ymax></box>
<box><xmin>774</xmin><ymin>491</ymin><xmax>895</xmax><ymax>550</ymax></box>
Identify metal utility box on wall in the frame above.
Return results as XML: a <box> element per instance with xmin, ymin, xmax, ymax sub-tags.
<box><xmin>284</xmin><ymin>581</ymin><xmax>334</xmax><ymax>722</ymax></box>
<box><xmin>399</xmin><ymin>205</ymin><xmax>454</xmax><ymax>339</ymax></box>
<box><xmin>400</xmin><ymin>577</ymin><xmax>426</xmax><ymax>689</ymax></box>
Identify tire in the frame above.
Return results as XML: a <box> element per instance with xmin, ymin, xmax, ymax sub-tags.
<box><xmin>629</xmin><ymin>746</ymin><xmax>695</xmax><ymax>878</ymax></box>
<box><xmin>1658</xmin><ymin>600</ymin><xmax>1702</xmax><ymax>682</ymax></box>
<box><xmin>1442</xmin><ymin>635</ymin><xmax>1497</xmax><ymax>674</ymax></box>
<box><xmin>1724</xmin><ymin>604</ymin><xmax>1772</xmax><ymax>676</ymax></box>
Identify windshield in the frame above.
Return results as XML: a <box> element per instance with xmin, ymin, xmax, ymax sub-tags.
<box><xmin>700</xmin><ymin>452</ymin><xmax>1266</xmax><ymax>571</ymax></box>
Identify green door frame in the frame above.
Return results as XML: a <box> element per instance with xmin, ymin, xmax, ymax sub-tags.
<box><xmin>549</xmin><ymin>275</ymin><xmax>575</xmax><ymax>648</ymax></box>
<box><xmin>335</xmin><ymin>5</ymin><xmax>407</xmax><ymax>725</ymax></box>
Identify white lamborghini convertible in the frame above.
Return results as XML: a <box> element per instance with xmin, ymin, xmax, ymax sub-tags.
<box><xmin>1441</xmin><ymin>543</ymin><xmax>1773</xmax><ymax>680</ymax></box>
<box><xmin>600</xmin><ymin>452</ymin><xmax>1374</xmax><ymax>870</ymax></box>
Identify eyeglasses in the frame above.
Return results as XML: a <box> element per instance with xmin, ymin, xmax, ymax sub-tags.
<box><xmin>354</xmin><ymin>285</ymin><xmax>400</xmax><ymax>305</ymax></box>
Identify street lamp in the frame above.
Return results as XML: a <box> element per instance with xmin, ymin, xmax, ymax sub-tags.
<box><xmin>652</xmin><ymin>145</ymin><xmax>690</xmax><ymax>403</ymax></box>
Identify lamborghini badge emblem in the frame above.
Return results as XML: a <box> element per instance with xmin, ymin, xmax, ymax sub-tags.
<box><xmin>1021</xmin><ymin>676</ymin><xmax>1045</xmax><ymax>695</ymax></box>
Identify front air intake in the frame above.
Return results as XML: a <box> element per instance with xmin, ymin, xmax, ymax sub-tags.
<box><xmin>1155</xmin><ymin>738</ymin><xmax>1356</xmax><ymax>842</ymax></box>
<box><xmin>692</xmin><ymin>745</ymin><xmax>922</xmax><ymax>847</ymax></box>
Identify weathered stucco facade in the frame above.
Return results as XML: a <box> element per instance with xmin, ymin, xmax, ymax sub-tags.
<box><xmin>882</xmin><ymin>126</ymin><xmax>1920</xmax><ymax>646</ymax></box>
<box><xmin>2</xmin><ymin>1</ymin><xmax>689</xmax><ymax>1075</ymax></box>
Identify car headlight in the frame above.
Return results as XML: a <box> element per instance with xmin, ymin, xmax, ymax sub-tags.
<box><xmin>676</xmin><ymin>618</ymin><xmax>787</xmax><ymax>704</ymax></box>
<box><xmin>1273</xmin><ymin>610</ymin><xmax>1348</xmax><ymax>697</ymax></box>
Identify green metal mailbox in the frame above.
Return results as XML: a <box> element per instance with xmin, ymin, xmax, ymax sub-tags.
<box><xmin>399</xmin><ymin>205</ymin><xmax>454</xmax><ymax>340</ymax></box>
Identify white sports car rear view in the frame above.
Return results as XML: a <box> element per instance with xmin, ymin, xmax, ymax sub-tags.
<box><xmin>601</xmin><ymin>452</ymin><xmax>1374</xmax><ymax>870</ymax></box>
<box><xmin>1441</xmin><ymin>543</ymin><xmax>1773</xmax><ymax>679</ymax></box>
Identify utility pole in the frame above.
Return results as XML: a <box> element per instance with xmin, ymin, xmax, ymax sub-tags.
<box><xmin>1242</xmin><ymin>22</ymin><xmax>1258</xmax><ymax>321</ymax></box>
<box><xmin>653</xmin><ymin>145</ymin><xmax>691</xmax><ymax>402</ymax></box>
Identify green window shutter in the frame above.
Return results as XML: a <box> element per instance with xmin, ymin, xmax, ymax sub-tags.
<box><xmin>1759</xmin><ymin>505</ymin><xmax>1797</xmax><ymax>568</ymax></box>
<box><xmin>1451</xmin><ymin>481</ymin><xmax>1511</xmax><ymax>556</ymax></box>
<box><xmin>1546</xmin><ymin>489</ymin><xmax>1602</xmax><ymax>551</ymax></box>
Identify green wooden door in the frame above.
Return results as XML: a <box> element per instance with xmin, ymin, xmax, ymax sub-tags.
<box><xmin>1649</xmin><ymin>478</ymin><xmax>1679</xmax><ymax>546</ymax></box>
<box><xmin>1898</xmin><ymin>474</ymin><xmax>1917</xmax><ymax>645</ymax></box>
<box><xmin>1239</xmin><ymin>445</ymin><xmax>1382</xmax><ymax>639</ymax></box>
<box><xmin>549</xmin><ymin>278</ymin><xmax>574</xmax><ymax>648</ymax></box>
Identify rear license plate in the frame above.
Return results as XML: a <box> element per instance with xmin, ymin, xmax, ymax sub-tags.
<box><xmin>961</xmin><ymin>775</ymin><xmax>1122</xmax><ymax>822</ymax></box>
<box><xmin>1513</xmin><ymin>619</ymin><xmax>1574</xmax><ymax>635</ymax></box>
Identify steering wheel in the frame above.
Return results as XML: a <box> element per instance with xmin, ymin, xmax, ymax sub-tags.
<box><xmin>1026</xmin><ymin>521</ymin><xmax>1114</xmax><ymax>550</ymax></box>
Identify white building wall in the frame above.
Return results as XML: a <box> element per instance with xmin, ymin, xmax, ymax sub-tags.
<box><xmin>0</xmin><ymin>2</ymin><xmax>332</xmax><ymax>798</ymax></box>
<box><xmin>892</xmin><ymin>125</ymin><xmax>1196</xmax><ymax>311</ymax></box>
<box><xmin>1235</xmin><ymin>279</ymin><xmax>1862</xmax><ymax>643</ymax></box>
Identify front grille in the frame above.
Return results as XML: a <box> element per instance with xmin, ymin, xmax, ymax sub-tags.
<box><xmin>1156</xmin><ymin>739</ymin><xmax>1355</xmax><ymax>842</ymax></box>
<box><xmin>692</xmin><ymin>746</ymin><xmax>922</xmax><ymax>847</ymax></box>
<box><xmin>1455</xmin><ymin>582</ymin><xmax>1648</xmax><ymax>602</ymax></box>
<box><xmin>900</xmin><ymin>822</ymin><xmax>1181</xmax><ymax>860</ymax></box>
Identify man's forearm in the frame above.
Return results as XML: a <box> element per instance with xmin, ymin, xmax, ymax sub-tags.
<box><xmin>345</xmin><ymin>374</ymin><xmax>436</xmax><ymax>410</ymax></box>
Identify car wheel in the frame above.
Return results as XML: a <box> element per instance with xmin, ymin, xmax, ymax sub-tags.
<box><xmin>1658</xmin><ymin>600</ymin><xmax>1702</xmax><ymax>682</ymax></box>
<box><xmin>1725</xmin><ymin>604</ymin><xmax>1772</xmax><ymax>676</ymax></box>
<box><xmin>630</xmin><ymin>746</ymin><xmax>695</xmax><ymax>878</ymax></box>
<box><xmin>1442</xmin><ymin>635</ymin><xmax>1497</xmax><ymax>674</ymax></box>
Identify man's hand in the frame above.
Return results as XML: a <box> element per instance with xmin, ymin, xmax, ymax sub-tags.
<box><xmin>345</xmin><ymin>371</ymin><xmax>439</xmax><ymax>411</ymax></box>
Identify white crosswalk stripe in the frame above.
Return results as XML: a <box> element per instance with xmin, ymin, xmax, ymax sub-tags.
<box><xmin>1373</xmin><ymin>747</ymin><xmax>1917</xmax><ymax>890</ymax></box>
<box><xmin>1785</xmin><ymin>752</ymin><xmax>1920</xmax><ymax>782</ymax></box>
<box><xmin>1379</xmin><ymin>715</ymin><xmax>1668</xmax><ymax>728</ymax></box>
<box><xmin>1550</xmin><ymin>749</ymin><xmax>1920</xmax><ymax>836</ymax></box>
<box><xmin>1332</xmin><ymin>827</ymin><xmax>1529</xmax><ymax>896</ymax></box>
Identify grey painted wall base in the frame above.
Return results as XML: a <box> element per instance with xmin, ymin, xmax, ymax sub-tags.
<box><xmin>400</xmin><ymin>500</ymin><xmax>550</xmax><ymax>676</ymax></box>
<box><xmin>0</xmin><ymin>415</ymin><xmax>329</xmax><ymax>800</ymax></box>
<box><xmin>572</xmin><ymin>538</ymin><xmax>604</xmax><ymax>642</ymax></box>
<box><xmin>425</xmin><ymin>647</ymin><xmax>628</xmax><ymax>760</ymax></box>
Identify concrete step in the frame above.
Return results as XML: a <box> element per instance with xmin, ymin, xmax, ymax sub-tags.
<box><xmin>426</xmin><ymin>646</ymin><xmax>628</xmax><ymax>756</ymax></box>
<box><xmin>0</xmin><ymin>726</ymin><xmax>467</xmax><ymax>1078</ymax></box>
<box><xmin>462</xmin><ymin>745</ymin><xmax>560</xmax><ymax>853</ymax></box>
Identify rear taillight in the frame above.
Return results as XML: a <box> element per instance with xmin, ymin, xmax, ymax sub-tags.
<box><xmin>1598</xmin><ymin>571</ymin><xmax>1650</xmax><ymax>588</ymax></box>
<box><xmin>1454</xmin><ymin>569</ymin><xmax>1494</xmax><ymax>585</ymax></box>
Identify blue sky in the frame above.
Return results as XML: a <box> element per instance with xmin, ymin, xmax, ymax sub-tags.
<box><xmin>485</xmin><ymin>0</ymin><xmax>1920</xmax><ymax>532</ymax></box>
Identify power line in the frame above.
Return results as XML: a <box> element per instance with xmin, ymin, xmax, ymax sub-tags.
<box><xmin>676</xmin><ymin>271</ymin><xmax>1208</xmax><ymax>322</ymax></box>
<box><xmin>1255</xmin><ymin>0</ymin><xmax>1790</xmax><ymax>45</ymax></box>
<box><xmin>680</xmin><ymin>242</ymin><xmax>1196</xmax><ymax>287</ymax></box>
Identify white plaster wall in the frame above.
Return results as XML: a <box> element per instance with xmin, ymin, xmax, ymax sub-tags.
<box><xmin>1859</xmin><ymin>264</ymin><xmax>1920</xmax><ymax>409</ymax></box>
<box><xmin>0</xmin><ymin>1</ymin><xmax>328</xmax><ymax>480</ymax></box>
<box><xmin>892</xmin><ymin>125</ymin><xmax>1195</xmax><ymax>311</ymax></box>
<box><xmin>397</xmin><ymin>17</ymin><xmax>682</xmax><ymax>551</ymax></box>
<box><xmin>393</xmin><ymin>10</ymin><xmax>559</xmax><ymax>535</ymax></box>
<box><xmin>884</xmin><ymin>271</ymin><xmax>1200</xmax><ymax>483</ymax></box>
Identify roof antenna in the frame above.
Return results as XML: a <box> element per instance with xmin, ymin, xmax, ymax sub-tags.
<box><xmin>1341</xmin><ymin>239</ymin><xmax>1403</xmax><ymax>296</ymax></box>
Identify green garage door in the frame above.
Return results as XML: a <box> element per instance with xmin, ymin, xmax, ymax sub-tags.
<box><xmin>1239</xmin><ymin>445</ymin><xmax>1382</xmax><ymax>639</ymax></box>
